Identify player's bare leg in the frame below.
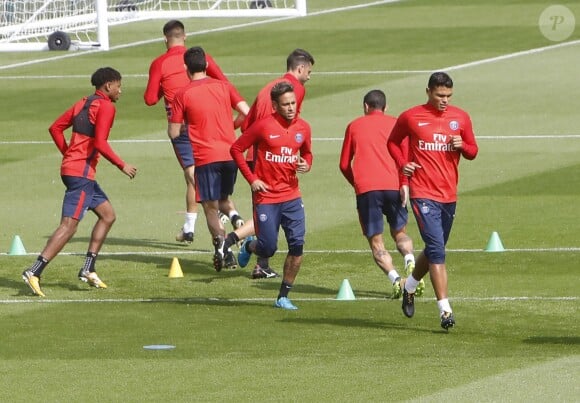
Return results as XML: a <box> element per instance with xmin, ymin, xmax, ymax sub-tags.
<box><xmin>367</xmin><ymin>233</ymin><xmax>402</xmax><ymax>298</ymax></box>
<box><xmin>176</xmin><ymin>166</ymin><xmax>198</xmax><ymax>243</ymax></box>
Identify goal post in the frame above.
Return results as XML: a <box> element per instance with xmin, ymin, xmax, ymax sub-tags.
<box><xmin>0</xmin><ymin>0</ymin><xmax>307</xmax><ymax>52</ymax></box>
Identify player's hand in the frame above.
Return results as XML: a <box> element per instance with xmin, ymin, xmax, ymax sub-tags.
<box><xmin>251</xmin><ymin>179</ymin><xmax>269</xmax><ymax>193</ymax></box>
<box><xmin>122</xmin><ymin>163</ymin><xmax>137</xmax><ymax>179</ymax></box>
<box><xmin>400</xmin><ymin>185</ymin><xmax>409</xmax><ymax>207</ymax></box>
<box><xmin>296</xmin><ymin>157</ymin><xmax>310</xmax><ymax>173</ymax></box>
<box><xmin>402</xmin><ymin>162</ymin><xmax>421</xmax><ymax>177</ymax></box>
<box><xmin>450</xmin><ymin>135</ymin><xmax>463</xmax><ymax>150</ymax></box>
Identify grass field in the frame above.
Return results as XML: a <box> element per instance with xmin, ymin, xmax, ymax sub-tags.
<box><xmin>1</xmin><ymin>0</ymin><xmax>579</xmax><ymax>401</ymax></box>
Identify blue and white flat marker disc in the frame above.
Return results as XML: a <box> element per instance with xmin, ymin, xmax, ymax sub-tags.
<box><xmin>143</xmin><ymin>344</ymin><xmax>176</xmax><ymax>350</ymax></box>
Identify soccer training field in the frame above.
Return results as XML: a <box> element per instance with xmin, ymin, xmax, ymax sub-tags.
<box><xmin>0</xmin><ymin>0</ymin><xmax>579</xmax><ymax>401</ymax></box>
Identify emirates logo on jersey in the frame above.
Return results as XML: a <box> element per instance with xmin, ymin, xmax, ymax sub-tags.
<box><xmin>449</xmin><ymin>121</ymin><xmax>459</xmax><ymax>131</ymax></box>
<box><xmin>295</xmin><ymin>133</ymin><xmax>304</xmax><ymax>143</ymax></box>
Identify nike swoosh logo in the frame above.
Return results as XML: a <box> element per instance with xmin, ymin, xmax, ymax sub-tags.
<box><xmin>418</xmin><ymin>122</ymin><xmax>430</xmax><ymax>127</ymax></box>
<box><xmin>269</xmin><ymin>134</ymin><xmax>281</xmax><ymax>139</ymax></box>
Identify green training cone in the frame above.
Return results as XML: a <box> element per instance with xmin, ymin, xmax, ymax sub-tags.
<box><xmin>8</xmin><ymin>235</ymin><xmax>27</xmax><ymax>255</ymax></box>
<box><xmin>485</xmin><ymin>231</ymin><xmax>505</xmax><ymax>252</ymax></box>
<box><xmin>336</xmin><ymin>279</ymin><xmax>356</xmax><ymax>300</ymax></box>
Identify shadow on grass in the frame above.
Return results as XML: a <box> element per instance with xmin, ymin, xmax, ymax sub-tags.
<box><xmin>62</xmin><ymin>236</ymin><xmax>204</xmax><ymax>252</ymax></box>
<box><xmin>523</xmin><ymin>336</ymin><xmax>580</xmax><ymax>345</ymax></box>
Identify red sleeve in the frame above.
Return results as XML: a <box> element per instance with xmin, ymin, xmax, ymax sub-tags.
<box><xmin>300</xmin><ymin>124</ymin><xmax>313</xmax><ymax>167</ymax></box>
<box><xmin>93</xmin><ymin>101</ymin><xmax>125</xmax><ymax>169</ymax></box>
<box><xmin>387</xmin><ymin>113</ymin><xmax>409</xmax><ymax>169</ymax></box>
<box><xmin>144</xmin><ymin>58</ymin><xmax>162</xmax><ymax>106</ymax></box>
<box><xmin>230</xmin><ymin>126</ymin><xmax>261</xmax><ymax>184</ymax></box>
<box><xmin>339</xmin><ymin>125</ymin><xmax>355</xmax><ymax>187</ymax></box>
<box><xmin>206</xmin><ymin>54</ymin><xmax>245</xmax><ymax>107</ymax></box>
<box><xmin>49</xmin><ymin>106</ymin><xmax>74</xmax><ymax>155</ymax></box>
<box><xmin>460</xmin><ymin>114</ymin><xmax>478</xmax><ymax>160</ymax></box>
<box><xmin>227</xmin><ymin>81</ymin><xmax>244</xmax><ymax>108</ymax></box>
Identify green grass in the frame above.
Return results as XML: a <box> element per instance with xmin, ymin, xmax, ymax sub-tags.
<box><xmin>1</xmin><ymin>0</ymin><xmax>579</xmax><ymax>401</ymax></box>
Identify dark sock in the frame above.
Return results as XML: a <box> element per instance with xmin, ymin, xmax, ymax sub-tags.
<box><xmin>277</xmin><ymin>281</ymin><xmax>293</xmax><ymax>299</ymax></box>
<box><xmin>81</xmin><ymin>252</ymin><xmax>97</xmax><ymax>273</ymax></box>
<box><xmin>257</xmin><ymin>256</ymin><xmax>269</xmax><ymax>268</ymax></box>
<box><xmin>224</xmin><ymin>232</ymin><xmax>239</xmax><ymax>250</ymax></box>
<box><xmin>28</xmin><ymin>256</ymin><xmax>49</xmax><ymax>277</ymax></box>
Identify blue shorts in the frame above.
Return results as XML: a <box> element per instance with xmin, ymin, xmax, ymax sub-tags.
<box><xmin>356</xmin><ymin>190</ymin><xmax>408</xmax><ymax>238</ymax></box>
<box><xmin>61</xmin><ymin>176</ymin><xmax>108</xmax><ymax>220</ymax></box>
<box><xmin>171</xmin><ymin>129</ymin><xmax>194</xmax><ymax>169</ymax></box>
<box><xmin>254</xmin><ymin>197</ymin><xmax>305</xmax><ymax>258</ymax></box>
<box><xmin>411</xmin><ymin>198</ymin><xmax>456</xmax><ymax>264</ymax></box>
<box><xmin>194</xmin><ymin>160</ymin><xmax>238</xmax><ymax>202</ymax></box>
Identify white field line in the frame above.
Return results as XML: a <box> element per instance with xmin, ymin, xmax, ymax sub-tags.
<box><xmin>2</xmin><ymin>247</ymin><xmax>580</xmax><ymax>257</ymax></box>
<box><xmin>0</xmin><ymin>296</ymin><xmax>577</xmax><ymax>304</ymax></box>
<box><xmin>2</xmin><ymin>134</ymin><xmax>580</xmax><ymax>146</ymax></box>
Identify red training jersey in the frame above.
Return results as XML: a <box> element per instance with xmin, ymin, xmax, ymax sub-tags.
<box><xmin>144</xmin><ymin>46</ymin><xmax>243</xmax><ymax>120</ymax></box>
<box><xmin>387</xmin><ymin>103</ymin><xmax>478</xmax><ymax>203</ymax></box>
<box><xmin>339</xmin><ymin>110</ymin><xmax>407</xmax><ymax>195</ymax></box>
<box><xmin>241</xmin><ymin>73</ymin><xmax>305</xmax><ymax>161</ymax></box>
<box><xmin>170</xmin><ymin>77</ymin><xmax>241</xmax><ymax>166</ymax></box>
<box><xmin>49</xmin><ymin>89</ymin><xmax>125</xmax><ymax>180</ymax></box>
<box><xmin>231</xmin><ymin>113</ymin><xmax>313</xmax><ymax>204</ymax></box>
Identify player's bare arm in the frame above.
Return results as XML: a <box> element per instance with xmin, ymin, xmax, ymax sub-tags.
<box><xmin>122</xmin><ymin>163</ymin><xmax>138</xmax><ymax>179</ymax></box>
<box><xmin>167</xmin><ymin>122</ymin><xmax>181</xmax><ymax>139</ymax></box>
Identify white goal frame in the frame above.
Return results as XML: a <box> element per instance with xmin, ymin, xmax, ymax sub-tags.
<box><xmin>0</xmin><ymin>0</ymin><xmax>307</xmax><ymax>52</ymax></box>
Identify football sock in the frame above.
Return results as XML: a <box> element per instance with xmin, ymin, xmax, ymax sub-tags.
<box><xmin>277</xmin><ymin>281</ymin><xmax>293</xmax><ymax>299</ymax></box>
<box><xmin>28</xmin><ymin>256</ymin><xmax>49</xmax><ymax>277</ymax></box>
<box><xmin>387</xmin><ymin>270</ymin><xmax>400</xmax><ymax>284</ymax></box>
<box><xmin>228</xmin><ymin>210</ymin><xmax>240</xmax><ymax>220</ymax></box>
<box><xmin>183</xmin><ymin>212</ymin><xmax>197</xmax><ymax>233</ymax></box>
<box><xmin>404</xmin><ymin>253</ymin><xmax>415</xmax><ymax>266</ymax></box>
<box><xmin>437</xmin><ymin>298</ymin><xmax>452</xmax><ymax>315</ymax></box>
<box><xmin>257</xmin><ymin>256</ymin><xmax>269</xmax><ymax>268</ymax></box>
<box><xmin>405</xmin><ymin>275</ymin><xmax>420</xmax><ymax>293</ymax></box>
<box><xmin>81</xmin><ymin>252</ymin><xmax>97</xmax><ymax>273</ymax></box>
<box><xmin>224</xmin><ymin>232</ymin><xmax>239</xmax><ymax>250</ymax></box>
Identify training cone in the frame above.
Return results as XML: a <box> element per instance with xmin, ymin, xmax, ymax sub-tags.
<box><xmin>168</xmin><ymin>257</ymin><xmax>184</xmax><ymax>278</ymax></box>
<box><xmin>485</xmin><ymin>231</ymin><xmax>505</xmax><ymax>252</ymax></box>
<box><xmin>8</xmin><ymin>235</ymin><xmax>27</xmax><ymax>255</ymax></box>
<box><xmin>336</xmin><ymin>279</ymin><xmax>356</xmax><ymax>300</ymax></box>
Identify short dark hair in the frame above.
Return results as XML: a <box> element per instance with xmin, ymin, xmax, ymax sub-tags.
<box><xmin>286</xmin><ymin>48</ymin><xmax>315</xmax><ymax>71</ymax></box>
<box><xmin>91</xmin><ymin>67</ymin><xmax>121</xmax><ymax>88</ymax></box>
<box><xmin>428</xmin><ymin>72</ymin><xmax>453</xmax><ymax>89</ymax></box>
<box><xmin>271</xmin><ymin>81</ymin><xmax>294</xmax><ymax>102</ymax></box>
<box><xmin>183</xmin><ymin>46</ymin><xmax>206</xmax><ymax>74</ymax></box>
<box><xmin>363</xmin><ymin>89</ymin><xmax>386</xmax><ymax>111</ymax></box>
<box><xmin>163</xmin><ymin>20</ymin><xmax>185</xmax><ymax>38</ymax></box>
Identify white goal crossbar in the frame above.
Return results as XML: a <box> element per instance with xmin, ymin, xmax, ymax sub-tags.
<box><xmin>0</xmin><ymin>0</ymin><xmax>307</xmax><ymax>51</ymax></box>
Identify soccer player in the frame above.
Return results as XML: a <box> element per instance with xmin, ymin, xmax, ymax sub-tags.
<box><xmin>144</xmin><ymin>20</ymin><xmax>247</xmax><ymax>244</ymax></box>
<box><xmin>231</xmin><ymin>82</ymin><xmax>313</xmax><ymax>310</ymax></box>
<box><xmin>339</xmin><ymin>89</ymin><xmax>424</xmax><ymax>299</ymax></box>
<box><xmin>168</xmin><ymin>46</ymin><xmax>249</xmax><ymax>271</ymax></box>
<box><xmin>387</xmin><ymin>72</ymin><xmax>479</xmax><ymax>330</ymax></box>
<box><xmin>223</xmin><ymin>48</ymin><xmax>315</xmax><ymax>279</ymax></box>
<box><xmin>22</xmin><ymin>67</ymin><xmax>138</xmax><ymax>297</ymax></box>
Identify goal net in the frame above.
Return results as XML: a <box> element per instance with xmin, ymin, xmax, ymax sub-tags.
<box><xmin>0</xmin><ymin>0</ymin><xmax>307</xmax><ymax>52</ymax></box>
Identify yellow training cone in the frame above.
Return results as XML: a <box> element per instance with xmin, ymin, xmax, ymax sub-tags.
<box><xmin>168</xmin><ymin>257</ymin><xmax>184</xmax><ymax>278</ymax></box>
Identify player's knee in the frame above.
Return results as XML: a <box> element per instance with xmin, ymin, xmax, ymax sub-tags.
<box><xmin>288</xmin><ymin>244</ymin><xmax>303</xmax><ymax>257</ymax></box>
<box><xmin>257</xmin><ymin>243</ymin><xmax>277</xmax><ymax>258</ymax></box>
<box><xmin>425</xmin><ymin>246</ymin><xmax>445</xmax><ymax>263</ymax></box>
